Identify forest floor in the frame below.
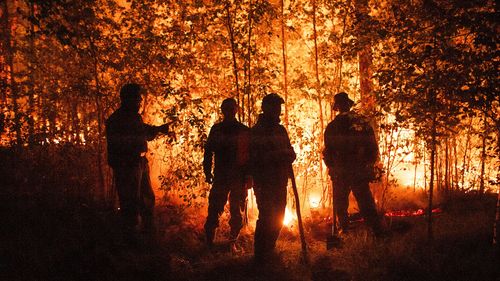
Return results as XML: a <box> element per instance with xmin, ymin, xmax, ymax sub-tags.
<box><xmin>0</xmin><ymin>148</ymin><xmax>498</xmax><ymax>281</ymax></box>
<box><xmin>1</xmin><ymin>186</ymin><xmax>499</xmax><ymax>281</ymax></box>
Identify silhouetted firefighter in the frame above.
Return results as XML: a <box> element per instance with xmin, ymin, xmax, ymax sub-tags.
<box><xmin>250</xmin><ymin>93</ymin><xmax>296</xmax><ymax>263</ymax></box>
<box><xmin>323</xmin><ymin>92</ymin><xmax>383</xmax><ymax>236</ymax></box>
<box><xmin>203</xmin><ymin>98</ymin><xmax>250</xmax><ymax>247</ymax></box>
<box><xmin>106</xmin><ymin>83</ymin><xmax>171</xmax><ymax>243</ymax></box>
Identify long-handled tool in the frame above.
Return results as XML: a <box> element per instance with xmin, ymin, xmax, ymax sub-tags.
<box><xmin>289</xmin><ymin>166</ymin><xmax>309</xmax><ymax>264</ymax></box>
<box><xmin>327</xmin><ymin>181</ymin><xmax>342</xmax><ymax>250</ymax></box>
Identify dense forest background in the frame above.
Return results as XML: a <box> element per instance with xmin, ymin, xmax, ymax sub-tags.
<box><xmin>1</xmin><ymin>0</ymin><xmax>498</xmax><ymax>212</ymax></box>
<box><xmin>1</xmin><ymin>1</ymin><xmax>499</xmax><ymax>280</ymax></box>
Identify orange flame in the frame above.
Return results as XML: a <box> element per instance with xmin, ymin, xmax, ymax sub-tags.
<box><xmin>283</xmin><ymin>207</ymin><xmax>297</xmax><ymax>226</ymax></box>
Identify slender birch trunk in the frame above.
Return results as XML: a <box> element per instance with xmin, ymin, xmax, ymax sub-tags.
<box><xmin>224</xmin><ymin>2</ymin><xmax>241</xmax><ymax>121</ymax></box>
<box><xmin>280</xmin><ymin>0</ymin><xmax>288</xmax><ymax>127</ymax></box>
<box><xmin>245</xmin><ymin>0</ymin><xmax>253</xmax><ymax>126</ymax></box>
<box><xmin>27</xmin><ymin>1</ymin><xmax>36</xmax><ymax>146</ymax></box>
<box><xmin>494</xmin><ymin>190</ymin><xmax>499</xmax><ymax>247</ymax></box>
<box><xmin>445</xmin><ymin>138</ymin><xmax>450</xmax><ymax>194</ymax></box>
<box><xmin>493</xmin><ymin>128</ymin><xmax>500</xmax><ymax>248</ymax></box>
<box><xmin>479</xmin><ymin>117</ymin><xmax>487</xmax><ymax>196</ymax></box>
<box><xmin>89</xmin><ymin>37</ymin><xmax>106</xmax><ymax>201</ymax></box>
<box><xmin>312</xmin><ymin>0</ymin><xmax>326</xmax><ymax>198</ymax></box>
<box><xmin>461</xmin><ymin>120</ymin><xmax>473</xmax><ymax>190</ymax></box>
<box><xmin>428</xmin><ymin>117</ymin><xmax>436</xmax><ymax>242</ymax></box>
<box><xmin>453</xmin><ymin>137</ymin><xmax>459</xmax><ymax>191</ymax></box>
<box><xmin>355</xmin><ymin>0</ymin><xmax>375</xmax><ymax>120</ymax></box>
<box><xmin>336</xmin><ymin>1</ymin><xmax>349</xmax><ymax>94</ymax></box>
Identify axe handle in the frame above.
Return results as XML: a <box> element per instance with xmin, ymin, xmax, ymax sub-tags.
<box><xmin>290</xmin><ymin>166</ymin><xmax>308</xmax><ymax>260</ymax></box>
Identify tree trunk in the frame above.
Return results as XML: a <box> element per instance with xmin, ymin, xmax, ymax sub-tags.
<box><xmin>27</xmin><ymin>0</ymin><xmax>36</xmax><ymax>146</ymax></box>
<box><xmin>413</xmin><ymin>160</ymin><xmax>418</xmax><ymax>192</ymax></box>
<box><xmin>0</xmin><ymin>1</ymin><xmax>7</xmax><ymax>105</ymax></box>
<box><xmin>89</xmin><ymin>37</ymin><xmax>106</xmax><ymax>201</ymax></box>
<box><xmin>445</xmin><ymin>138</ymin><xmax>450</xmax><ymax>194</ymax></box>
<box><xmin>461</xmin><ymin>120</ymin><xmax>472</xmax><ymax>191</ymax></box>
<box><xmin>453</xmin><ymin>137</ymin><xmax>459</xmax><ymax>191</ymax></box>
<box><xmin>312</xmin><ymin>0</ymin><xmax>326</xmax><ymax>203</ymax></box>
<box><xmin>479</xmin><ymin>118</ymin><xmax>487</xmax><ymax>196</ymax></box>
<box><xmin>428</xmin><ymin>121</ymin><xmax>436</xmax><ymax>242</ymax></box>
<box><xmin>494</xmin><ymin>127</ymin><xmax>500</xmax><ymax>248</ymax></box>
<box><xmin>245</xmin><ymin>0</ymin><xmax>253</xmax><ymax>126</ymax></box>
<box><xmin>355</xmin><ymin>0</ymin><xmax>375</xmax><ymax>117</ymax></box>
<box><xmin>224</xmin><ymin>2</ymin><xmax>241</xmax><ymax>121</ymax></box>
<box><xmin>71</xmin><ymin>99</ymin><xmax>80</xmax><ymax>144</ymax></box>
<box><xmin>335</xmin><ymin>0</ymin><xmax>349</xmax><ymax>94</ymax></box>
<box><xmin>280</xmin><ymin>0</ymin><xmax>288</xmax><ymax>127</ymax></box>
<box><xmin>437</xmin><ymin>145</ymin><xmax>442</xmax><ymax>192</ymax></box>
<box><xmin>312</xmin><ymin>0</ymin><xmax>323</xmax><ymax>133</ymax></box>
<box><xmin>381</xmin><ymin>124</ymin><xmax>396</xmax><ymax>209</ymax></box>
<box><xmin>494</xmin><ymin>190</ymin><xmax>499</xmax><ymax>247</ymax></box>
<box><xmin>413</xmin><ymin>140</ymin><xmax>419</xmax><ymax>192</ymax></box>
<box><xmin>423</xmin><ymin>148</ymin><xmax>427</xmax><ymax>192</ymax></box>
<box><xmin>3</xmin><ymin>0</ymin><xmax>22</xmax><ymax>146</ymax></box>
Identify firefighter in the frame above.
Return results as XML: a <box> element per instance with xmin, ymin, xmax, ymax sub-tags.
<box><xmin>250</xmin><ymin>93</ymin><xmax>296</xmax><ymax>262</ymax></box>
<box><xmin>203</xmin><ymin>98</ymin><xmax>250</xmax><ymax>247</ymax></box>
<box><xmin>105</xmin><ymin>83</ymin><xmax>171</xmax><ymax>242</ymax></box>
<box><xmin>323</xmin><ymin>92</ymin><xmax>383</xmax><ymax>236</ymax></box>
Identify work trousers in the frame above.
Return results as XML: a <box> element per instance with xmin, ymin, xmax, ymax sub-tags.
<box><xmin>113</xmin><ymin>157</ymin><xmax>155</xmax><ymax>232</ymax></box>
<box><xmin>204</xmin><ymin>175</ymin><xmax>247</xmax><ymax>237</ymax></box>
<box><xmin>332</xmin><ymin>173</ymin><xmax>381</xmax><ymax>234</ymax></box>
<box><xmin>253</xmin><ymin>184</ymin><xmax>287</xmax><ymax>259</ymax></box>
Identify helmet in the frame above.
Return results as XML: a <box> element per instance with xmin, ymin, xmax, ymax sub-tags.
<box><xmin>333</xmin><ymin>92</ymin><xmax>354</xmax><ymax>109</ymax></box>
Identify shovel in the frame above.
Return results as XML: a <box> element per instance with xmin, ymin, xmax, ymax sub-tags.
<box><xmin>289</xmin><ymin>166</ymin><xmax>309</xmax><ymax>264</ymax></box>
<box><xmin>327</xmin><ymin>182</ymin><xmax>342</xmax><ymax>250</ymax></box>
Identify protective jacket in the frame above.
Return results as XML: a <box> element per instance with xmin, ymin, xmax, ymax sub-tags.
<box><xmin>250</xmin><ymin>114</ymin><xmax>296</xmax><ymax>187</ymax></box>
<box><xmin>203</xmin><ymin>118</ymin><xmax>250</xmax><ymax>179</ymax></box>
<box><xmin>106</xmin><ymin>107</ymin><xmax>158</xmax><ymax>168</ymax></box>
<box><xmin>323</xmin><ymin>111</ymin><xmax>378</xmax><ymax>179</ymax></box>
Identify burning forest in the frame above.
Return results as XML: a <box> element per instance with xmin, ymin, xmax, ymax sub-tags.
<box><xmin>1</xmin><ymin>0</ymin><xmax>499</xmax><ymax>280</ymax></box>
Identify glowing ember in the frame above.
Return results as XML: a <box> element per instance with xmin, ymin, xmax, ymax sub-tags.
<box><xmin>385</xmin><ymin>208</ymin><xmax>442</xmax><ymax>217</ymax></box>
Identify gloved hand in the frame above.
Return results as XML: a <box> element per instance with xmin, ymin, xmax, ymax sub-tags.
<box><xmin>158</xmin><ymin>123</ymin><xmax>170</xmax><ymax>134</ymax></box>
<box><xmin>158</xmin><ymin>123</ymin><xmax>176</xmax><ymax>141</ymax></box>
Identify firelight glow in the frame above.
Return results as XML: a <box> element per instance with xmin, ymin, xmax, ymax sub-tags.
<box><xmin>283</xmin><ymin>207</ymin><xmax>296</xmax><ymax>226</ymax></box>
<box><xmin>309</xmin><ymin>195</ymin><xmax>320</xmax><ymax>209</ymax></box>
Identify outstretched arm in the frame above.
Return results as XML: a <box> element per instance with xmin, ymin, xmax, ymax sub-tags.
<box><xmin>144</xmin><ymin>123</ymin><xmax>172</xmax><ymax>141</ymax></box>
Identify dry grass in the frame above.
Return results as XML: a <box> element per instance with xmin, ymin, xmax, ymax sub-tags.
<box><xmin>1</xmin><ymin>147</ymin><xmax>498</xmax><ymax>280</ymax></box>
<box><xmin>2</xmin><ymin>190</ymin><xmax>498</xmax><ymax>281</ymax></box>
